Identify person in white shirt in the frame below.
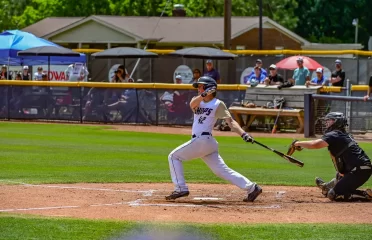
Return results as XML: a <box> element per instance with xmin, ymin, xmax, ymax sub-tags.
<box><xmin>65</xmin><ymin>63</ymin><xmax>89</xmax><ymax>81</ymax></box>
<box><xmin>34</xmin><ymin>67</ymin><xmax>43</xmax><ymax>80</ymax></box>
<box><xmin>165</xmin><ymin>76</ymin><xmax>262</xmax><ymax>202</ymax></box>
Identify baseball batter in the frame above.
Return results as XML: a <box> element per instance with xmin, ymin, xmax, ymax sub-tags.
<box><xmin>165</xmin><ymin>76</ymin><xmax>262</xmax><ymax>202</ymax></box>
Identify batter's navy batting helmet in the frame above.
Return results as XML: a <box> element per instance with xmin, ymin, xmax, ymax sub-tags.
<box><xmin>192</xmin><ymin>76</ymin><xmax>217</xmax><ymax>90</ymax></box>
<box><xmin>323</xmin><ymin>112</ymin><xmax>348</xmax><ymax>133</ymax></box>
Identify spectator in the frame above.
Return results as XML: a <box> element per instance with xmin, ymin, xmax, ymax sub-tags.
<box><xmin>21</xmin><ymin>66</ymin><xmax>31</xmax><ymax>80</ymax></box>
<box><xmin>189</xmin><ymin>69</ymin><xmax>201</xmax><ymax>84</ymax></box>
<box><xmin>291</xmin><ymin>57</ymin><xmax>310</xmax><ymax>85</ymax></box>
<box><xmin>264</xmin><ymin>64</ymin><xmax>284</xmax><ymax>86</ymax></box>
<box><xmin>41</xmin><ymin>73</ymin><xmax>48</xmax><ymax>81</ymax></box>
<box><xmin>0</xmin><ymin>65</ymin><xmax>11</xmax><ymax>80</ymax></box>
<box><xmin>15</xmin><ymin>73</ymin><xmax>22</xmax><ymax>80</ymax></box>
<box><xmin>34</xmin><ymin>67</ymin><xmax>43</xmax><ymax>80</ymax></box>
<box><xmin>306</xmin><ymin>68</ymin><xmax>326</xmax><ymax>87</ymax></box>
<box><xmin>65</xmin><ymin>63</ymin><xmax>89</xmax><ymax>82</ymax></box>
<box><xmin>246</xmin><ymin>59</ymin><xmax>268</xmax><ymax>79</ymax></box>
<box><xmin>244</xmin><ymin>66</ymin><xmax>265</xmax><ymax>85</ymax></box>
<box><xmin>111</xmin><ymin>65</ymin><xmax>128</xmax><ymax>83</ymax></box>
<box><xmin>203</xmin><ymin>59</ymin><xmax>221</xmax><ymax>83</ymax></box>
<box><xmin>363</xmin><ymin>75</ymin><xmax>372</xmax><ymax>101</ymax></box>
<box><xmin>329</xmin><ymin>59</ymin><xmax>346</xmax><ymax>87</ymax></box>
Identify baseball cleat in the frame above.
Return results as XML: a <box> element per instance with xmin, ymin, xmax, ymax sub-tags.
<box><xmin>366</xmin><ymin>189</ymin><xmax>372</xmax><ymax>200</ymax></box>
<box><xmin>315</xmin><ymin>177</ymin><xmax>336</xmax><ymax>197</ymax></box>
<box><xmin>165</xmin><ymin>191</ymin><xmax>190</xmax><ymax>200</ymax></box>
<box><xmin>243</xmin><ymin>184</ymin><xmax>262</xmax><ymax>202</ymax></box>
<box><xmin>315</xmin><ymin>177</ymin><xmax>325</xmax><ymax>189</ymax></box>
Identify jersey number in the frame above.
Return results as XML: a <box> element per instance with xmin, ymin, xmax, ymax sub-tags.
<box><xmin>198</xmin><ymin>116</ymin><xmax>206</xmax><ymax>124</ymax></box>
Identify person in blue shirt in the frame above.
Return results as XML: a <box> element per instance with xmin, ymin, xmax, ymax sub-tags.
<box><xmin>203</xmin><ymin>60</ymin><xmax>221</xmax><ymax>83</ymax></box>
<box><xmin>306</xmin><ymin>67</ymin><xmax>326</xmax><ymax>86</ymax></box>
<box><xmin>245</xmin><ymin>59</ymin><xmax>267</xmax><ymax>80</ymax></box>
<box><xmin>291</xmin><ymin>57</ymin><xmax>310</xmax><ymax>85</ymax></box>
<box><xmin>244</xmin><ymin>66</ymin><xmax>266</xmax><ymax>85</ymax></box>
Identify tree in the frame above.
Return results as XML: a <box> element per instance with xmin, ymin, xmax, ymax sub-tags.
<box><xmin>295</xmin><ymin>0</ymin><xmax>372</xmax><ymax>48</ymax></box>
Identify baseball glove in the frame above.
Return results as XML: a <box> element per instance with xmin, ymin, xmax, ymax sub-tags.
<box><xmin>287</xmin><ymin>139</ymin><xmax>303</xmax><ymax>156</ymax></box>
<box><xmin>242</xmin><ymin>102</ymin><xmax>256</xmax><ymax>108</ymax></box>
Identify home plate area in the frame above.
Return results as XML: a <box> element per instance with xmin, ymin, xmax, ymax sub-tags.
<box><xmin>0</xmin><ymin>182</ymin><xmax>370</xmax><ymax>224</ymax></box>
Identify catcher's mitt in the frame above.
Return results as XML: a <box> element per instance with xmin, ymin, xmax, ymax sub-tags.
<box><xmin>287</xmin><ymin>139</ymin><xmax>303</xmax><ymax>156</ymax></box>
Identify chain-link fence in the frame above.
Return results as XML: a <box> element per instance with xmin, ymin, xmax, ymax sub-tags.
<box><xmin>87</xmin><ymin>54</ymin><xmax>372</xmax><ymax>85</ymax></box>
<box><xmin>0</xmin><ymin>85</ymin><xmax>244</xmax><ymax>126</ymax></box>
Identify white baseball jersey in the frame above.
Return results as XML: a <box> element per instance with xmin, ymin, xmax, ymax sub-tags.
<box><xmin>192</xmin><ymin>98</ymin><xmax>231</xmax><ymax>136</ymax></box>
<box><xmin>167</xmin><ymin>96</ymin><xmax>255</xmax><ymax>194</ymax></box>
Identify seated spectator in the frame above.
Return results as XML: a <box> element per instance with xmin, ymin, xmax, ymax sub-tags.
<box><xmin>245</xmin><ymin>59</ymin><xmax>268</xmax><ymax>79</ymax></box>
<box><xmin>34</xmin><ymin>67</ymin><xmax>43</xmax><ymax>80</ymax></box>
<box><xmin>0</xmin><ymin>65</ymin><xmax>11</xmax><ymax>80</ymax></box>
<box><xmin>111</xmin><ymin>65</ymin><xmax>129</xmax><ymax>83</ymax></box>
<box><xmin>41</xmin><ymin>73</ymin><xmax>48</xmax><ymax>81</ymax></box>
<box><xmin>189</xmin><ymin>69</ymin><xmax>201</xmax><ymax>84</ymax></box>
<box><xmin>21</xmin><ymin>66</ymin><xmax>31</xmax><ymax>80</ymax></box>
<box><xmin>244</xmin><ymin>66</ymin><xmax>266</xmax><ymax>85</ymax></box>
<box><xmin>306</xmin><ymin>68</ymin><xmax>326</xmax><ymax>87</ymax></box>
<box><xmin>263</xmin><ymin>64</ymin><xmax>284</xmax><ymax>86</ymax></box>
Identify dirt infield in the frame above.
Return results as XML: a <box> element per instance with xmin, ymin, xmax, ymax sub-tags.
<box><xmin>1</xmin><ymin>123</ymin><xmax>371</xmax><ymax>224</ymax></box>
<box><xmin>1</xmin><ymin>182</ymin><xmax>371</xmax><ymax>224</ymax></box>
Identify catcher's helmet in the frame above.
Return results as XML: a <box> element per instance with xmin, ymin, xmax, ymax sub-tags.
<box><xmin>192</xmin><ymin>76</ymin><xmax>217</xmax><ymax>90</ymax></box>
<box><xmin>323</xmin><ymin>112</ymin><xmax>348</xmax><ymax>133</ymax></box>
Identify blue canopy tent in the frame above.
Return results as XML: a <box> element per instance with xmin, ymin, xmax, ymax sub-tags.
<box><xmin>0</xmin><ymin>30</ymin><xmax>86</xmax><ymax>66</ymax></box>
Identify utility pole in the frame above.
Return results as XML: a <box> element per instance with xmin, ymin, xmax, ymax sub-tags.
<box><xmin>352</xmin><ymin>18</ymin><xmax>358</xmax><ymax>44</ymax></box>
<box><xmin>259</xmin><ymin>0</ymin><xmax>263</xmax><ymax>50</ymax></box>
<box><xmin>224</xmin><ymin>0</ymin><xmax>232</xmax><ymax>50</ymax></box>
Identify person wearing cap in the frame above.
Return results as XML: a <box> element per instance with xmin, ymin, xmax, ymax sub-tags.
<box><xmin>34</xmin><ymin>67</ymin><xmax>44</xmax><ymax>80</ymax></box>
<box><xmin>0</xmin><ymin>65</ymin><xmax>11</xmax><ymax>80</ymax></box>
<box><xmin>247</xmin><ymin>59</ymin><xmax>268</xmax><ymax>80</ymax></box>
<box><xmin>329</xmin><ymin>59</ymin><xmax>345</xmax><ymax>87</ymax></box>
<box><xmin>21</xmin><ymin>66</ymin><xmax>31</xmax><ymax>80</ymax></box>
<box><xmin>203</xmin><ymin>60</ymin><xmax>221</xmax><ymax>84</ymax></box>
<box><xmin>291</xmin><ymin>57</ymin><xmax>310</xmax><ymax>85</ymax></box>
<box><xmin>264</xmin><ymin>64</ymin><xmax>285</xmax><ymax>86</ymax></box>
<box><xmin>244</xmin><ymin>66</ymin><xmax>265</xmax><ymax>85</ymax></box>
<box><xmin>363</xmin><ymin>75</ymin><xmax>372</xmax><ymax>101</ymax></box>
<box><xmin>175</xmin><ymin>74</ymin><xmax>183</xmax><ymax>84</ymax></box>
<box><xmin>307</xmin><ymin>67</ymin><xmax>327</xmax><ymax>87</ymax></box>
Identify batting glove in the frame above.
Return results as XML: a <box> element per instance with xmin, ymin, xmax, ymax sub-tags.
<box><xmin>201</xmin><ymin>87</ymin><xmax>216</xmax><ymax>97</ymax></box>
<box><xmin>241</xmin><ymin>132</ymin><xmax>254</xmax><ymax>143</ymax></box>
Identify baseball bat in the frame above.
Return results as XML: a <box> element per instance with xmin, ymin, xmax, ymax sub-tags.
<box><xmin>271</xmin><ymin>102</ymin><xmax>283</xmax><ymax>134</ymax></box>
<box><xmin>252</xmin><ymin>140</ymin><xmax>304</xmax><ymax>167</ymax></box>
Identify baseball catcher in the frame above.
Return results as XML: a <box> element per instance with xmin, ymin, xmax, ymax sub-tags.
<box><xmin>287</xmin><ymin>112</ymin><xmax>372</xmax><ymax>202</ymax></box>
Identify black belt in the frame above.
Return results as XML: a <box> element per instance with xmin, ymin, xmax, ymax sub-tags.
<box><xmin>192</xmin><ymin>132</ymin><xmax>212</xmax><ymax>138</ymax></box>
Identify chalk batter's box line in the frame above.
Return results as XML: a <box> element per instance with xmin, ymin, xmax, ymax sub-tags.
<box><xmin>0</xmin><ymin>180</ymin><xmax>156</xmax><ymax>196</ymax></box>
<box><xmin>0</xmin><ymin>198</ymin><xmax>282</xmax><ymax>212</ymax></box>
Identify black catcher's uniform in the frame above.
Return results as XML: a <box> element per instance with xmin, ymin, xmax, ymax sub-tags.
<box><xmin>320</xmin><ymin>112</ymin><xmax>372</xmax><ymax>201</ymax></box>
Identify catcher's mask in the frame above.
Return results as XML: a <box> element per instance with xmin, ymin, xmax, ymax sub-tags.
<box><xmin>321</xmin><ymin>112</ymin><xmax>348</xmax><ymax>133</ymax></box>
<box><xmin>192</xmin><ymin>76</ymin><xmax>217</xmax><ymax>96</ymax></box>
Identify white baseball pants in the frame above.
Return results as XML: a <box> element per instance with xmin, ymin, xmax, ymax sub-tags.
<box><xmin>168</xmin><ymin>135</ymin><xmax>255</xmax><ymax>193</ymax></box>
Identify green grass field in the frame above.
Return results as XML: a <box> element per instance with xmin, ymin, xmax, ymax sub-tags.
<box><xmin>0</xmin><ymin>122</ymin><xmax>371</xmax><ymax>239</ymax></box>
